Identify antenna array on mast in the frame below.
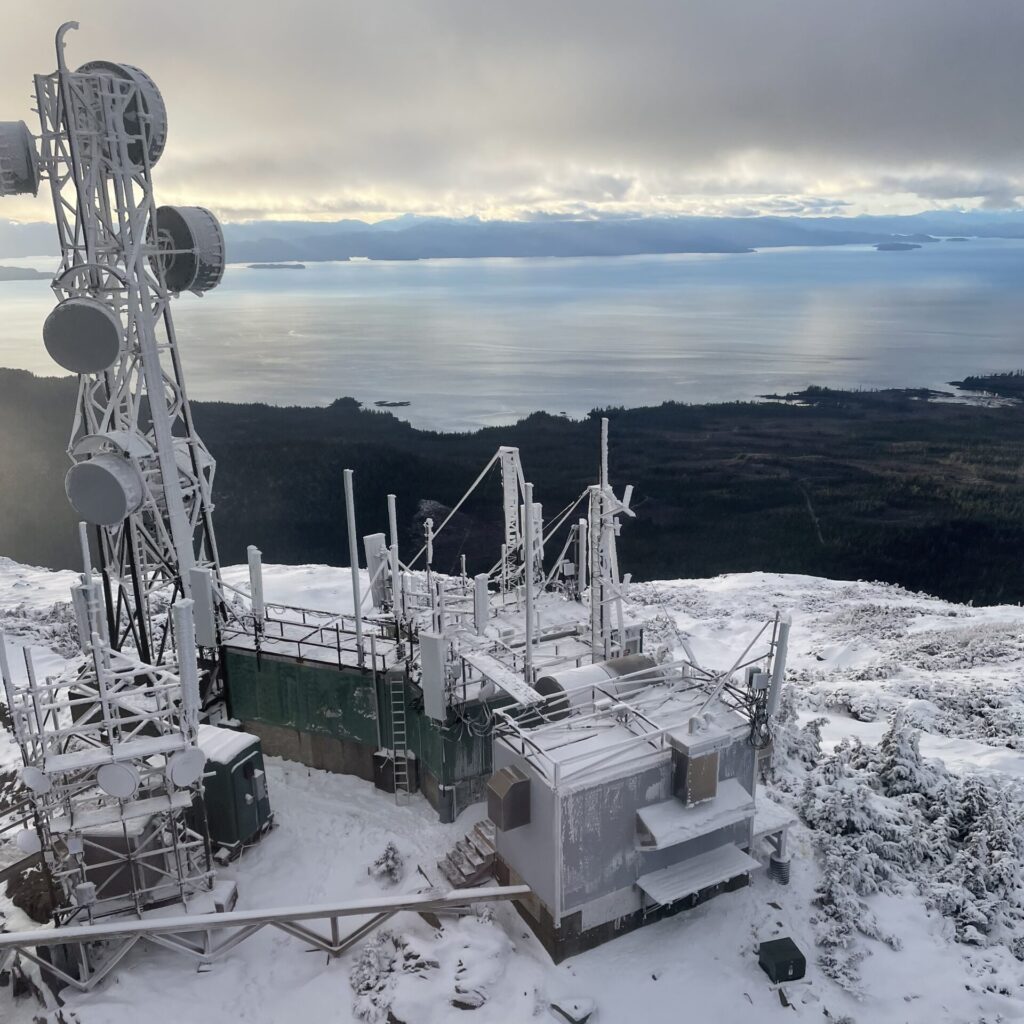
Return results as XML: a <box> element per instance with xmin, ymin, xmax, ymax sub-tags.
<box><xmin>5</xmin><ymin>23</ymin><xmax>227</xmax><ymax>665</ymax></box>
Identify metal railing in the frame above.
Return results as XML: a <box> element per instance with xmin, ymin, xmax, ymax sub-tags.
<box><xmin>222</xmin><ymin>602</ymin><xmax>399</xmax><ymax>673</ymax></box>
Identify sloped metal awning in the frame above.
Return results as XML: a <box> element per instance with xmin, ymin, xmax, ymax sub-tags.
<box><xmin>636</xmin><ymin>779</ymin><xmax>755</xmax><ymax>850</ymax></box>
<box><xmin>637</xmin><ymin>843</ymin><xmax>759</xmax><ymax>906</ymax></box>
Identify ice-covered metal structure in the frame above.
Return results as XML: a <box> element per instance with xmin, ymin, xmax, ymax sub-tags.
<box><xmin>0</xmin><ymin>23</ymin><xmax>799</xmax><ymax>979</ymax></box>
<box><xmin>1</xmin><ymin>22</ymin><xmax>228</xmax><ymax>669</ymax></box>
<box><xmin>0</xmin><ymin>23</ymin><xmax>250</xmax><ymax>982</ymax></box>
<box><xmin>0</xmin><ymin>598</ymin><xmax>214</xmax><ymax>934</ymax></box>
<box><xmin>218</xmin><ymin>427</ymin><xmax>645</xmax><ymax>821</ymax></box>
<box><xmin>489</xmin><ymin>623</ymin><xmax>794</xmax><ymax>960</ymax></box>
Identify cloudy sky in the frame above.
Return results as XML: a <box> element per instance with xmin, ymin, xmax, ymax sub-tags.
<box><xmin>3</xmin><ymin>1</ymin><xmax>1023</xmax><ymax>223</ymax></box>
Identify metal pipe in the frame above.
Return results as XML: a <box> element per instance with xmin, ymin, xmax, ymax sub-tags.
<box><xmin>343</xmin><ymin>469</ymin><xmax>365</xmax><ymax>666</ymax></box>
<box><xmin>387</xmin><ymin>493</ymin><xmax>402</xmax><ymax>620</ymax></box>
<box><xmin>523</xmin><ymin>481</ymin><xmax>534</xmax><ymax>683</ymax></box>
<box><xmin>767</xmin><ymin>614</ymin><xmax>791</xmax><ymax>717</ymax></box>
<box><xmin>77</xmin><ymin>521</ymin><xmax>92</xmax><ymax>586</ymax></box>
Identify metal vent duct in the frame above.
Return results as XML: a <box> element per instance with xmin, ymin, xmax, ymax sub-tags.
<box><xmin>66</xmin><ymin>454</ymin><xmax>145</xmax><ymax>525</ymax></box>
<box><xmin>0</xmin><ymin>121</ymin><xmax>39</xmax><ymax>196</ymax></box>
<box><xmin>152</xmin><ymin>205</ymin><xmax>226</xmax><ymax>294</ymax></box>
<box><xmin>77</xmin><ymin>61</ymin><xmax>168</xmax><ymax>167</ymax></box>
<box><xmin>43</xmin><ymin>297</ymin><xmax>122</xmax><ymax>373</ymax></box>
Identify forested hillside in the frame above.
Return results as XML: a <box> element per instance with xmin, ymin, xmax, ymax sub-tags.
<box><xmin>3</xmin><ymin>368</ymin><xmax>1024</xmax><ymax>604</ymax></box>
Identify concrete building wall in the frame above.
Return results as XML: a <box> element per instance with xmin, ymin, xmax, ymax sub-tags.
<box><xmin>560</xmin><ymin>756</ymin><xmax>671</xmax><ymax>913</ymax></box>
<box><xmin>557</xmin><ymin>732</ymin><xmax>756</xmax><ymax>921</ymax></box>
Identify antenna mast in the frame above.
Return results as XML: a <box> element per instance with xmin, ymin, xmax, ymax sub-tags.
<box><xmin>1</xmin><ymin>23</ymin><xmax>227</xmax><ymax>663</ymax></box>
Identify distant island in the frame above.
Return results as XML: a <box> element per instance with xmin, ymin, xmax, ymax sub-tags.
<box><xmin>6</xmin><ymin>211</ymin><xmax>1024</xmax><ymax>264</ymax></box>
<box><xmin>950</xmin><ymin>371</ymin><xmax>1024</xmax><ymax>400</ymax></box>
<box><xmin>946</xmin><ymin>237</ymin><xmax>970</xmax><ymax>242</ymax></box>
<box><xmin>247</xmin><ymin>263</ymin><xmax>306</xmax><ymax>270</ymax></box>
<box><xmin>0</xmin><ymin>266</ymin><xmax>49</xmax><ymax>282</ymax></box>
<box><xmin>875</xmin><ymin>242</ymin><xmax>921</xmax><ymax>251</ymax></box>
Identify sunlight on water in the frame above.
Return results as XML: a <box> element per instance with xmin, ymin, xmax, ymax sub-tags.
<box><xmin>2</xmin><ymin>241</ymin><xmax>1023</xmax><ymax>431</ymax></box>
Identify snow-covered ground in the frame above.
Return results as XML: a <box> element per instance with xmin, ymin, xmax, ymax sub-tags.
<box><xmin>2</xmin><ymin>559</ymin><xmax>1023</xmax><ymax>1023</ymax></box>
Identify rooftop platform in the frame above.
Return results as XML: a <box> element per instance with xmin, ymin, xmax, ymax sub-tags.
<box><xmin>494</xmin><ymin>677</ymin><xmax>748</xmax><ymax>788</ymax></box>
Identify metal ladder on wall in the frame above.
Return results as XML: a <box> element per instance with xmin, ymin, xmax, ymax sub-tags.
<box><xmin>389</xmin><ymin>672</ymin><xmax>411</xmax><ymax>804</ymax></box>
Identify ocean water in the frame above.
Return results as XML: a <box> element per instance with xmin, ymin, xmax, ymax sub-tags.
<box><xmin>2</xmin><ymin>240</ymin><xmax>1023</xmax><ymax>431</ymax></box>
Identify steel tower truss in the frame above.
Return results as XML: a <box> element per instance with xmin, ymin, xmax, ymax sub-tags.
<box><xmin>32</xmin><ymin>24</ymin><xmax>224</xmax><ymax>663</ymax></box>
<box><xmin>0</xmin><ymin>600</ymin><xmax>213</xmax><ymax>927</ymax></box>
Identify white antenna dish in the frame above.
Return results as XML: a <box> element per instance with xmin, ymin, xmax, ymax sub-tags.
<box><xmin>65</xmin><ymin>454</ymin><xmax>145</xmax><ymax>525</ymax></box>
<box><xmin>167</xmin><ymin>747</ymin><xmax>206</xmax><ymax>788</ymax></box>
<box><xmin>43</xmin><ymin>297</ymin><xmax>122</xmax><ymax>373</ymax></box>
<box><xmin>153</xmin><ymin>206</ymin><xmax>226</xmax><ymax>294</ymax></box>
<box><xmin>21</xmin><ymin>765</ymin><xmax>51</xmax><ymax>794</ymax></box>
<box><xmin>15</xmin><ymin>829</ymin><xmax>42</xmax><ymax>854</ymax></box>
<box><xmin>97</xmin><ymin>761</ymin><xmax>141</xmax><ymax>800</ymax></box>
<box><xmin>77</xmin><ymin>61</ymin><xmax>167</xmax><ymax>167</ymax></box>
<box><xmin>0</xmin><ymin>120</ymin><xmax>39</xmax><ymax>196</ymax></box>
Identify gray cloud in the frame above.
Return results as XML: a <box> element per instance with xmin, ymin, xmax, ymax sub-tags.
<box><xmin>2</xmin><ymin>1</ymin><xmax>1022</xmax><ymax>221</ymax></box>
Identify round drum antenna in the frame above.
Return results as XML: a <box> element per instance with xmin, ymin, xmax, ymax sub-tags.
<box><xmin>77</xmin><ymin>61</ymin><xmax>168</xmax><ymax>167</ymax></box>
<box><xmin>152</xmin><ymin>206</ymin><xmax>226</xmax><ymax>294</ymax></box>
<box><xmin>43</xmin><ymin>297</ymin><xmax>122</xmax><ymax>373</ymax></box>
<box><xmin>66</xmin><ymin>454</ymin><xmax>145</xmax><ymax>525</ymax></box>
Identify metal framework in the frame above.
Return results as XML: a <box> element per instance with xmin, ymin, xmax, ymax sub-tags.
<box><xmin>0</xmin><ymin>884</ymin><xmax>530</xmax><ymax>993</ymax></box>
<box><xmin>0</xmin><ymin>599</ymin><xmax>214</xmax><ymax>928</ymax></box>
<box><xmin>492</xmin><ymin>615</ymin><xmax>788</xmax><ymax>788</ymax></box>
<box><xmin>29</xmin><ymin>23</ymin><xmax>224</xmax><ymax>664</ymax></box>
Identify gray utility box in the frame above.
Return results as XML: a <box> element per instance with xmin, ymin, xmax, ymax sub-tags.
<box><xmin>669</xmin><ymin>720</ymin><xmax>734</xmax><ymax>805</ymax></box>
<box><xmin>487</xmin><ymin>765</ymin><xmax>531</xmax><ymax>831</ymax></box>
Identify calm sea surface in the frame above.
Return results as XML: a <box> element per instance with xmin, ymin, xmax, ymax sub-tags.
<box><xmin>2</xmin><ymin>240</ymin><xmax>1023</xmax><ymax>431</ymax></box>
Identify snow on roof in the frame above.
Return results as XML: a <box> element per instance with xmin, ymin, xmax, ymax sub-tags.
<box><xmin>197</xmin><ymin>724</ymin><xmax>259</xmax><ymax>765</ymax></box>
<box><xmin>499</xmin><ymin>684</ymin><xmax>747</xmax><ymax>787</ymax></box>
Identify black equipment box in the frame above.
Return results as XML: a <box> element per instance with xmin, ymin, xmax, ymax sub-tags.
<box><xmin>758</xmin><ymin>937</ymin><xmax>806</xmax><ymax>983</ymax></box>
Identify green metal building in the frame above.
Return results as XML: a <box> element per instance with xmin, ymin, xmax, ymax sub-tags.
<box><xmin>222</xmin><ymin>646</ymin><xmax>508</xmax><ymax>822</ymax></box>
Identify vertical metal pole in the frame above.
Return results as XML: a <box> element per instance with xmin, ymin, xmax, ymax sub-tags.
<box><xmin>600</xmin><ymin>416</ymin><xmax>609</xmax><ymax>490</ymax></box>
<box><xmin>344</xmin><ymin>470</ymin><xmax>365</xmax><ymax>666</ymax></box>
<box><xmin>588</xmin><ymin>486</ymin><xmax>601</xmax><ymax>663</ymax></box>
<box><xmin>577</xmin><ymin>517</ymin><xmax>588</xmax><ymax>599</ymax></box>
<box><xmin>78</xmin><ymin>520</ymin><xmax>92</xmax><ymax>585</ymax></box>
<box><xmin>767</xmin><ymin>614</ymin><xmax>791</xmax><ymax>717</ymax></box>
<box><xmin>424</xmin><ymin>517</ymin><xmax>435</xmax><ymax>626</ymax></box>
<box><xmin>436</xmin><ymin>578</ymin><xmax>446</xmax><ymax>633</ymax></box>
<box><xmin>387</xmin><ymin>493</ymin><xmax>403</xmax><ymax>621</ymax></box>
<box><xmin>523</xmin><ymin>482</ymin><xmax>534</xmax><ymax>683</ymax></box>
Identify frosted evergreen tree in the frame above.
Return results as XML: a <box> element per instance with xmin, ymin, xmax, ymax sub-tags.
<box><xmin>876</xmin><ymin>709</ymin><xmax>939</xmax><ymax>801</ymax></box>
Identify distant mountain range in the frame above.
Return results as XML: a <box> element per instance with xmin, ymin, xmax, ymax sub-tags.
<box><xmin>3</xmin><ymin>210</ymin><xmax>1024</xmax><ymax>263</ymax></box>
